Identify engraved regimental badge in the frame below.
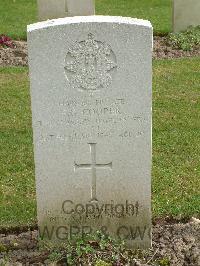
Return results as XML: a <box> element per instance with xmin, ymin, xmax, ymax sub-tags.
<box><xmin>65</xmin><ymin>33</ymin><xmax>117</xmax><ymax>91</ymax></box>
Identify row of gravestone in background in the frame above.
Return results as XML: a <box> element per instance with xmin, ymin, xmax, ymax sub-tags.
<box><xmin>37</xmin><ymin>0</ymin><xmax>95</xmax><ymax>20</ymax></box>
<box><xmin>37</xmin><ymin>0</ymin><xmax>200</xmax><ymax>32</ymax></box>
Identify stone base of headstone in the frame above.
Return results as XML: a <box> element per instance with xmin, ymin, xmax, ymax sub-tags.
<box><xmin>173</xmin><ymin>0</ymin><xmax>200</xmax><ymax>32</ymax></box>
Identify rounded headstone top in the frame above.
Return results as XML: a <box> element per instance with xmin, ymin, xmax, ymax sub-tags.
<box><xmin>27</xmin><ymin>15</ymin><xmax>152</xmax><ymax>32</ymax></box>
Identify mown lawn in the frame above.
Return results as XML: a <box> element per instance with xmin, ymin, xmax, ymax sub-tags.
<box><xmin>0</xmin><ymin>0</ymin><xmax>172</xmax><ymax>40</ymax></box>
<box><xmin>153</xmin><ymin>58</ymin><xmax>200</xmax><ymax>218</ymax></box>
<box><xmin>0</xmin><ymin>68</ymin><xmax>36</xmax><ymax>227</ymax></box>
<box><xmin>0</xmin><ymin>58</ymin><xmax>199</xmax><ymax>228</ymax></box>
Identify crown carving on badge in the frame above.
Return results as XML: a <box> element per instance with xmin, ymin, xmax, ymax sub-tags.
<box><xmin>65</xmin><ymin>33</ymin><xmax>117</xmax><ymax>91</ymax></box>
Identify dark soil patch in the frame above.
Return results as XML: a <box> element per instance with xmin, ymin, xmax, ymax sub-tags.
<box><xmin>0</xmin><ymin>218</ymin><xmax>199</xmax><ymax>266</ymax></box>
<box><xmin>0</xmin><ymin>41</ymin><xmax>28</xmax><ymax>67</ymax></box>
<box><xmin>153</xmin><ymin>36</ymin><xmax>200</xmax><ymax>59</ymax></box>
<box><xmin>0</xmin><ymin>37</ymin><xmax>200</xmax><ymax>67</ymax></box>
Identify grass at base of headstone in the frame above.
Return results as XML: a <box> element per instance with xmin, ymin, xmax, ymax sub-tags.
<box><xmin>0</xmin><ymin>0</ymin><xmax>171</xmax><ymax>40</ymax></box>
<box><xmin>167</xmin><ymin>26</ymin><xmax>200</xmax><ymax>51</ymax></box>
<box><xmin>41</xmin><ymin>232</ymin><xmax>156</xmax><ymax>265</ymax></box>
<box><xmin>0</xmin><ymin>58</ymin><xmax>199</xmax><ymax>228</ymax></box>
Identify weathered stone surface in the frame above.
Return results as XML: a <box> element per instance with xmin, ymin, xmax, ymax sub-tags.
<box><xmin>173</xmin><ymin>0</ymin><xmax>200</xmax><ymax>32</ymax></box>
<box><xmin>37</xmin><ymin>0</ymin><xmax>95</xmax><ymax>21</ymax></box>
<box><xmin>27</xmin><ymin>16</ymin><xmax>152</xmax><ymax>248</ymax></box>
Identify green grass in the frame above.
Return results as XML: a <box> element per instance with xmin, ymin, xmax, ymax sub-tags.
<box><xmin>0</xmin><ymin>67</ymin><xmax>36</xmax><ymax>227</ymax></box>
<box><xmin>0</xmin><ymin>59</ymin><xmax>200</xmax><ymax>228</ymax></box>
<box><xmin>0</xmin><ymin>0</ymin><xmax>37</xmax><ymax>40</ymax></box>
<box><xmin>168</xmin><ymin>26</ymin><xmax>200</xmax><ymax>51</ymax></box>
<box><xmin>96</xmin><ymin>0</ymin><xmax>172</xmax><ymax>34</ymax></box>
<box><xmin>153</xmin><ymin>58</ymin><xmax>200</xmax><ymax>218</ymax></box>
<box><xmin>0</xmin><ymin>0</ymin><xmax>172</xmax><ymax>40</ymax></box>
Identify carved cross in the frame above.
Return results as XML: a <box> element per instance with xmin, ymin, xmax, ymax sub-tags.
<box><xmin>74</xmin><ymin>143</ymin><xmax>112</xmax><ymax>202</ymax></box>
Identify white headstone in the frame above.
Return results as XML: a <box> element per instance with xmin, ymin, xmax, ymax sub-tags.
<box><xmin>173</xmin><ymin>0</ymin><xmax>200</xmax><ymax>32</ymax></box>
<box><xmin>37</xmin><ymin>0</ymin><xmax>95</xmax><ymax>21</ymax></box>
<box><xmin>27</xmin><ymin>16</ymin><xmax>152</xmax><ymax>248</ymax></box>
